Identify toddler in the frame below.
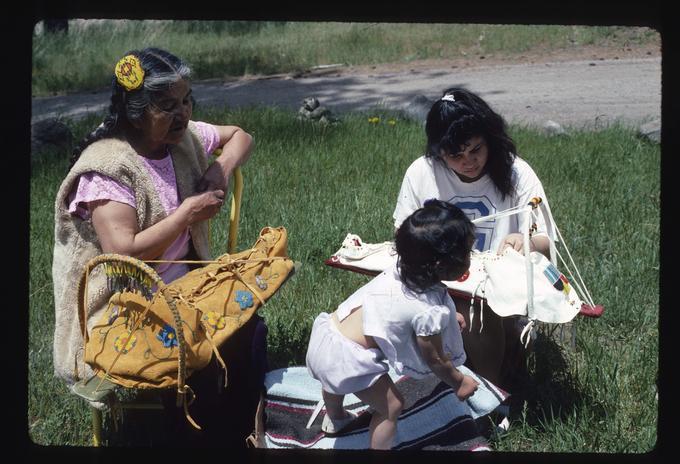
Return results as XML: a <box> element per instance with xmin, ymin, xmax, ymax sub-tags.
<box><xmin>306</xmin><ymin>199</ymin><xmax>479</xmax><ymax>449</ymax></box>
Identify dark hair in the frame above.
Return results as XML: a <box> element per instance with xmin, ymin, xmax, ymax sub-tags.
<box><xmin>395</xmin><ymin>199</ymin><xmax>476</xmax><ymax>293</ymax></box>
<box><xmin>69</xmin><ymin>47</ymin><xmax>192</xmax><ymax>169</ymax></box>
<box><xmin>425</xmin><ymin>87</ymin><xmax>517</xmax><ymax>199</ymax></box>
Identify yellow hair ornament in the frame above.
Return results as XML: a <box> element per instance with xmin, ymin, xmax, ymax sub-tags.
<box><xmin>115</xmin><ymin>54</ymin><xmax>145</xmax><ymax>91</ymax></box>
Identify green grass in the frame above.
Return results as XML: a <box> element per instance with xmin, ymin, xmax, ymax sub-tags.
<box><xmin>28</xmin><ymin>107</ymin><xmax>659</xmax><ymax>451</ymax></box>
<box><xmin>32</xmin><ymin>20</ymin><xmax>659</xmax><ymax>96</ymax></box>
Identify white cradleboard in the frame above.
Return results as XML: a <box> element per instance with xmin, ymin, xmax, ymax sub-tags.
<box><xmin>325</xmin><ymin>198</ymin><xmax>601</xmax><ymax>345</ymax></box>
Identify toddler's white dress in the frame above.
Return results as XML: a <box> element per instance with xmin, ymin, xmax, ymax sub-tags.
<box><xmin>306</xmin><ymin>263</ymin><xmax>466</xmax><ymax>394</ymax></box>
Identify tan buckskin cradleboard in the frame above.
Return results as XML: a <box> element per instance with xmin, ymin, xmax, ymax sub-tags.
<box><xmin>78</xmin><ymin>226</ymin><xmax>294</xmax><ymax>428</ymax></box>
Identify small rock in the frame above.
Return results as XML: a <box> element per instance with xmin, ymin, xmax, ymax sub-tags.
<box><xmin>309</xmin><ymin>106</ymin><xmax>330</xmax><ymax>119</ymax></box>
<box><xmin>638</xmin><ymin>119</ymin><xmax>661</xmax><ymax>143</ymax></box>
<box><xmin>543</xmin><ymin>120</ymin><xmax>566</xmax><ymax>136</ymax></box>
<box><xmin>399</xmin><ymin>94</ymin><xmax>435</xmax><ymax>124</ymax></box>
<box><xmin>297</xmin><ymin>97</ymin><xmax>338</xmax><ymax>124</ymax></box>
<box><xmin>302</xmin><ymin>97</ymin><xmax>319</xmax><ymax>112</ymax></box>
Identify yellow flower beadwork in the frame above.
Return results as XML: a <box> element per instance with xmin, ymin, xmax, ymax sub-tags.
<box><xmin>203</xmin><ymin>311</ymin><xmax>227</xmax><ymax>330</ymax></box>
<box><xmin>113</xmin><ymin>333</ymin><xmax>137</xmax><ymax>354</ymax></box>
<box><xmin>115</xmin><ymin>54</ymin><xmax>145</xmax><ymax>91</ymax></box>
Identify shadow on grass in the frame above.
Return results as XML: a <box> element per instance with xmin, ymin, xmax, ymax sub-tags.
<box><xmin>506</xmin><ymin>330</ymin><xmax>606</xmax><ymax>427</ymax></box>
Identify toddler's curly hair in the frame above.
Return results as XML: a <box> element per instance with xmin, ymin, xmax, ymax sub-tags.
<box><xmin>395</xmin><ymin>199</ymin><xmax>476</xmax><ymax>293</ymax></box>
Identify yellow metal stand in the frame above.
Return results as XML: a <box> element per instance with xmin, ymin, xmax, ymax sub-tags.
<box><xmin>228</xmin><ymin>167</ymin><xmax>243</xmax><ymax>254</ymax></box>
<box><xmin>91</xmin><ymin>408</ymin><xmax>103</xmax><ymax>447</ymax></box>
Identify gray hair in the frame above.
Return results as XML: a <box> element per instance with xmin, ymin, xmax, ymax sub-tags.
<box><xmin>69</xmin><ymin>47</ymin><xmax>192</xmax><ymax>168</ymax></box>
<box><xmin>123</xmin><ymin>47</ymin><xmax>192</xmax><ymax>121</ymax></box>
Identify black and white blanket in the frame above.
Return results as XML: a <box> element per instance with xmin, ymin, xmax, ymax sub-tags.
<box><xmin>260</xmin><ymin>365</ymin><xmax>508</xmax><ymax>450</ymax></box>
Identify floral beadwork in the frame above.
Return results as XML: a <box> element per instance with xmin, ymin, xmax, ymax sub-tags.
<box><xmin>254</xmin><ymin>271</ymin><xmax>279</xmax><ymax>291</ymax></box>
<box><xmin>113</xmin><ymin>333</ymin><xmax>137</xmax><ymax>354</ymax></box>
<box><xmin>156</xmin><ymin>323</ymin><xmax>179</xmax><ymax>348</ymax></box>
<box><xmin>255</xmin><ymin>275</ymin><xmax>268</xmax><ymax>290</ymax></box>
<box><xmin>203</xmin><ymin>311</ymin><xmax>227</xmax><ymax>330</ymax></box>
<box><xmin>235</xmin><ymin>290</ymin><xmax>254</xmax><ymax>309</ymax></box>
<box><xmin>115</xmin><ymin>54</ymin><xmax>144</xmax><ymax>91</ymax></box>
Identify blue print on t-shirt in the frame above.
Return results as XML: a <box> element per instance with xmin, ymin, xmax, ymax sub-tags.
<box><xmin>448</xmin><ymin>197</ymin><xmax>496</xmax><ymax>251</ymax></box>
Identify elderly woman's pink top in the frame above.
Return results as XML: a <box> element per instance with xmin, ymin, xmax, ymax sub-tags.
<box><xmin>66</xmin><ymin>121</ymin><xmax>221</xmax><ymax>283</ymax></box>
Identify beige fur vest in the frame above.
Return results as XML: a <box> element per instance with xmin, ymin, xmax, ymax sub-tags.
<box><xmin>52</xmin><ymin>121</ymin><xmax>210</xmax><ymax>387</ymax></box>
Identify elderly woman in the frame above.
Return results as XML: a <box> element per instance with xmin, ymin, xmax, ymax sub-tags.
<box><xmin>52</xmin><ymin>47</ymin><xmax>253</xmax><ymax>388</ymax></box>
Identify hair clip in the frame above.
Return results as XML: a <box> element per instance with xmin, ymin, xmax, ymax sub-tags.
<box><xmin>441</xmin><ymin>94</ymin><xmax>456</xmax><ymax>102</ymax></box>
<box><xmin>115</xmin><ymin>54</ymin><xmax>145</xmax><ymax>91</ymax></box>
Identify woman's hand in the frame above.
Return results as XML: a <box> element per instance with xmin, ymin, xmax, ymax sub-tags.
<box><xmin>177</xmin><ymin>189</ymin><xmax>225</xmax><ymax>226</ymax></box>
<box><xmin>497</xmin><ymin>233</ymin><xmax>527</xmax><ymax>254</ymax></box>
<box><xmin>497</xmin><ymin>233</ymin><xmax>551</xmax><ymax>257</ymax></box>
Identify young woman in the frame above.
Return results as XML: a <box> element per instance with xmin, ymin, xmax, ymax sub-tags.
<box><xmin>393</xmin><ymin>87</ymin><xmax>557</xmax><ymax>388</ymax></box>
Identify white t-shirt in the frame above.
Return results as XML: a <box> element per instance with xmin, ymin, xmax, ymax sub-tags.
<box><xmin>336</xmin><ymin>263</ymin><xmax>466</xmax><ymax>379</ymax></box>
<box><xmin>393</xmin><ymin>155</ymin><xmax>556</xmax><ymax>253</ymax></box>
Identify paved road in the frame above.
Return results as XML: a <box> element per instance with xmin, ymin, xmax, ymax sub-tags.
<box><xmin>31</xmin><ymin>56</ymin><xmax>661</xmax><ymax>129</ymax></box>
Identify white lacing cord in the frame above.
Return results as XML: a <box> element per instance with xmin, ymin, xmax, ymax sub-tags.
<box><xmin>523</xmin><ymin>205</ymin><xmax>535</xmax><ymax>320</ymax></box>
<box><xmin>478</xmin><ymin>296</ymin><xmax>484</xmax><ymax>334</ymax></box>
<box><xmin>470</xmin><ymin>204</ymin><xmax>526</xmax><ymax>224</ymax></box>
<box><xmin>468</xmin><ymin>294</ymin><xmax>475</xmax><ymax>333</ymax></box>
<box><xmin>468</xmin><ymin>279</ymin><xmax>486</xmax><ymax>333</ymax></box>
<box><xmin>522</xmin><ymin>203</ymin><xmax>594</xmax><ymax>315</ymax></box>
<box><xmin>478</xmin><ymin>278</ymin><xmax>487</xmax><ymax>333</ymax></box>
<box><xmin>552</xmin><ymin>224</ymin><xmax>596</xmax><ymax>308</ymax></box>
<box><xmin>520</xmin><ymin>318</ymin><xmax>536</xmax><ymax>348</ymax></box>
<box><xmin>306</xmin><ymin>399</ymin><xmax>325</xmax><ymax>429</ymax></box>
<box><xmin>554</xmin><ymin>248</ymin><xmax>594</xmax><ymax>308</ymax></box>
<box><xmin>532</xmin><ymin>201</ymin><xmax>595</xmax><ymax>307</ymax></box>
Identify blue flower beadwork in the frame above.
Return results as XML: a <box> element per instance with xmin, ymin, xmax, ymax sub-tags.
<box><xmin>157</xmin><ymin>323</ymin><xmax>178</xmax><ymax>348</ymax></box>
<box><xmin>235</xmin><ymin>290</ymin><xmax>254</xmax><ymax>309</ymax></box>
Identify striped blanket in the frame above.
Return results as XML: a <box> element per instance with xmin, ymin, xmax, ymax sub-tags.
<box><xmin>257</xmin><ymin>365</ymin><xmax>508</xmax><ymax>450</ymax></box>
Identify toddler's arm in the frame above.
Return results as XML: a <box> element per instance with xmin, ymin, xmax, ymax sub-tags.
<box><xmin>416</xmin><ymin>334</ymin><xmax>478</xmax><ymax>400</ymax></box>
